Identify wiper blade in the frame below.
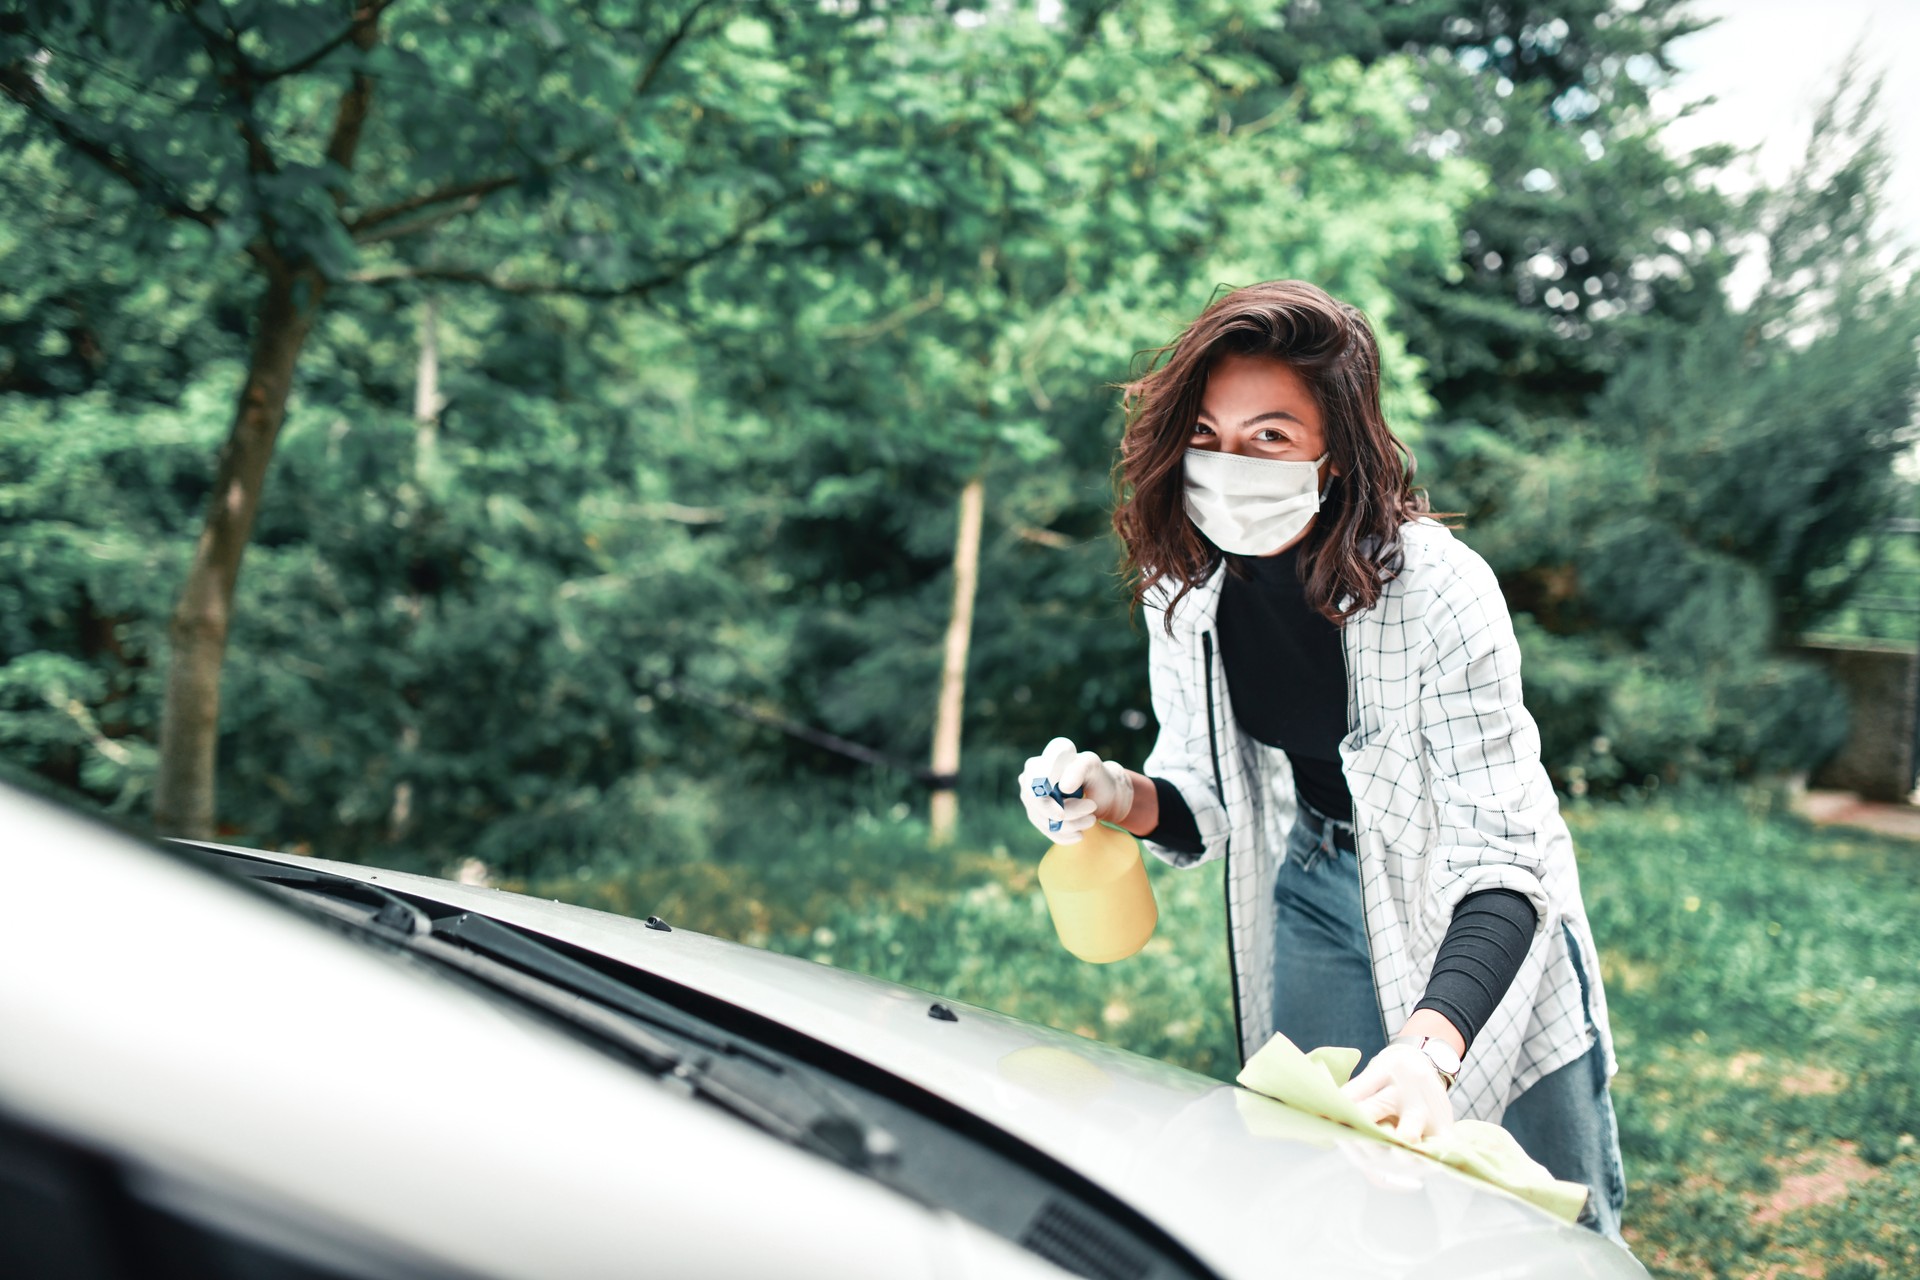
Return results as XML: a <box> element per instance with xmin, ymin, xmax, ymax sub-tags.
<box><xmin>422</xmin><ymin>910</ymin><xmax>900</xmax><ymax>1173</ymax></box>
<box><xmin>430</xmin><ymin>911</ymin><xmax>722</xmax><ymax>1048</ymax></box>
<box><xmin>221</xmin><ymin>860</ymin><xmax>433</xmax><ymax>938</ymax></box>
<box><xmin>662</xmin><ymin>1048</ymin><xmax>902</xmax><ymax>1172</ymax></box>
<box><xmin>211</xmin><ymin>855</ymin><xmax>899</xmax><ymax>1175</ymax></box>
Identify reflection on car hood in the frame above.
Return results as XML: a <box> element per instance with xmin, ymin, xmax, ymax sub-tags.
<box><xmin>209</xmin><ymin>846</ymin><xmax>1642</xmax><ymax>1280</ymax></box>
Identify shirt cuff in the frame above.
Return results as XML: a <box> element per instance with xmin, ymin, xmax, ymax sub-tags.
<box><xmin>1142</xmin><ymin>777</ymin><xmax>1205</xmax><ymax>855</ymax></box>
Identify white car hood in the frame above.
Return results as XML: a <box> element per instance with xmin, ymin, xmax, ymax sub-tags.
<box><xmin>4</xmin><ymin>797</ymin><xmax>1089</xmax><ymax>1280</ymax></box>
<box><xmin>209</xmin><ymin>845</ymin><xmax>1642</xmax><ymax>1280</ymax></box>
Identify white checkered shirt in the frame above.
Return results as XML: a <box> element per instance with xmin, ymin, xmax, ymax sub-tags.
<box><xmin>1140</xmin><ymin>518</ymin><xmax>1616</xmax><ymax>1122</ymax></box>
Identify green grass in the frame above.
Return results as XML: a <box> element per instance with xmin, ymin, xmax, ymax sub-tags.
<box><xmin>1568</xmin><ymin>795</ymin><xmax>1920</xmax><ymax>1278</ymax></box>
<box><xmin>508</xmin><ymin>788</ymin><xmax>1920</xmax><ymax>1278</ymax></box>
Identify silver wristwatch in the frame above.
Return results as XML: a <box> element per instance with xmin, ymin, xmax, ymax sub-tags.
<box><xmin>1391</xmin><ymin>1034</ymin><xmax>1462</xmax><ymax>1091</ymax></box>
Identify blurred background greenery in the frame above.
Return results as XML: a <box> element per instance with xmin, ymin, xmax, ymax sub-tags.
<box><xmin>4</xmin><ymin>1</ymin><xmax>1919</xmax><ymax>1274</ymax></box>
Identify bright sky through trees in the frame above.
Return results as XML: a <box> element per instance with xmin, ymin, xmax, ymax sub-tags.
<box><xmin>1659</xmin><ymin>0</ymin><xmax>1918</xmax><ymax>248</ymax></box>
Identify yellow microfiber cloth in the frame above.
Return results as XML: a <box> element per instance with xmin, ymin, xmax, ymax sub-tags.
<box><xmin>1235</xmin><ymin>1032</ymin><xmax>1590</xmax><ymax>1224</ymax></box>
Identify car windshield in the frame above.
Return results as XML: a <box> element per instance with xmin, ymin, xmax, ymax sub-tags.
<box><xmin>198</xmin><ymin>848</ymin><xmax>1220</xmax><ymax>1280</ymax></box>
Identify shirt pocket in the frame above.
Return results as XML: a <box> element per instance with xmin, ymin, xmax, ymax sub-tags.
<box><xmin>1338</xmin><ymin>720</ymin><xmax>1433</xmax><ymax>856</ymax></box>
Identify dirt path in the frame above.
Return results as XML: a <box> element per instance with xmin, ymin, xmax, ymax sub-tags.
<box><xmin>1793</xmin><ymin>789</ymin><xmax>1920</xmax><ymax>841</ymax></box>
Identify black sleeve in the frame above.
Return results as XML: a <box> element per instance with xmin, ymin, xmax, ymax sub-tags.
<box><xmin>1141</xmin><ymin>777</ymin><xmax>1205</xmax><ymax>855</ymax></box>
<box><xmin>1412</xmin><ymin>889</ymin><xmax>1539</xmax><ymax>1054</ymax></box>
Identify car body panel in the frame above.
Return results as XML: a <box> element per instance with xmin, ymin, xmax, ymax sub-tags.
<box><xmin>0</xmin><ymin>795</ymin><xmax>1073</xmax><ymax>1280</ymax></box>
<box><xmin>187</xmin><ymin>841</ymin><xmax>1646</xmax><ymax>1280</ymax></box>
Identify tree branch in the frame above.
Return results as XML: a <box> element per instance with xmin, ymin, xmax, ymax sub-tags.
<box><xmin>163</xmin><ymin>0</ymin><xmax>261</xmax><ymax>81</ymax></box>
<box><xmin>352</xmin><ymin>195</ymin><xmax>487</xmax><ymax>245</ymax></box>
<box><xmin>349</xmin><ymin>188</ymin><xmax>814</xmax><ymax>298</ymax></box>
<box><xmin>258</xmin><ymin>0</ymin><xmax>401</xmax><ymax>82</ymax></box>
<box><xmin>159</xmin><ymin>0</ymin><xmax>290</xmax><ymax>257</ymax></box>
<box><xmin>347</xmin><ymin>0</ymin><xmax>726</xmax><ymax>241</ymax></box>
<box><xmin>349</xmin><ymin>171</ymin><xmax>523</xmax><ymax>235</ymax></box>
<box><xmin>822</xmin><ymin>287</ymin><xmax>945</xmax><ymax>341</ymax></box>
<box><xmin>321</xmin><ymin>1</ymin><xmax>389</xmax><ymax>187</ymax></box>
<box><xmin>0</xmin><ymin>62</ymin><xmax>221</xmax><ymax>226</ymax></box>
<box><xmin>1012</xmin><ymin>524</ymin><xmax>1074</xmax><ymax>549</ymax></box>
<box><xmin>637</xmin><ymin>0</ymin><xmax>720</xmax><ymax>97</ymax></box>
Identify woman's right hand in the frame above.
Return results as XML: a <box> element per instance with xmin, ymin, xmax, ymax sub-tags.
<box><xmin>1017</xmin><ymin>737</ymin><xmax>1134</xmax><ymax>844</ymax></box>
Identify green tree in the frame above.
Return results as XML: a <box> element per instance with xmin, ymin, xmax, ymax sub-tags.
<box><xmin>1196</xmin><ymin>4</ymin><xmax>1918</xmax><ymax>790</ymax></box>
<box><xmin>1261</xmin><ymin>0</ymin><xmax>1738</xmax><ymax>428</ymax></box>
<box><xmin>2</xmin><ymin>0</ymin><xmax>1480</xmax><ymax>864</ymax></box>
<box><xmin>0</xmin><ymin>0</ymin><xmax>985</xmax><ymax>835</ymax></box>
<box><xmin>1447</xmin><ymin>64</ymin><xmax>1920</xmax><ymax>789</ymax></box>
<box><xmin>669</xmin><ymin>13</ymin><xmax>1479</xmax><ymax>813</ymax></box>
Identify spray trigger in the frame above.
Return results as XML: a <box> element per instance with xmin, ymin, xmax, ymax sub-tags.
<box><xmin>1035</xmin><ymin>777</ymin><xmax>1085</xmax><ymax>834</ymax></box>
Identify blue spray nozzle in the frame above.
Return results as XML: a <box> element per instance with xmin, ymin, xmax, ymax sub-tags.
<box><xmin>1033</xmin><ymin>776</ymin><xmax>1084</xmax><ymax>833</ymax></box>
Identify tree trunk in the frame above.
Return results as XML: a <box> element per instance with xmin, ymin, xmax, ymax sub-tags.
<box><xmin>929</xmin><ymin>476</ymin><xmax>985</xmax><ymax>847</ymax></box>
<box><xmin>152</xmin><ymin>270</ymin><xmax>324</xmax><ymax>837</ymax></box>
<box><xmin>151</xmin><ymin>6</ymin><xmax>385</xmax><ymax>838</ymax></box>
<box><xmin>390</xmin><ymin>296</ymin><xmax>440</xmax><ymax>841</ymax></box>
<box><xmin>413</xmin><ymin>294</ymin><xmax>441</xmax><ymax>462</ymax></box>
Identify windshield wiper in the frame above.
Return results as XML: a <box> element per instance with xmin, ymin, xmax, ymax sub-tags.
<box><xmin>209</xmin><ymin>855</ymin><xmax>900</xmax><ymax>1177</ymax></box>
<box><xmin>421</xmin><ymin>910</ymin><xmax>901</xmax><ymax>1174</ymax></box>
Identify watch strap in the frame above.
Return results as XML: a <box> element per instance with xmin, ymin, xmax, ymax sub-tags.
<box><xmin>1391</xmin><ymin>1034</ymin><xmax>1460</xmax><ymax>1091</ymax></box>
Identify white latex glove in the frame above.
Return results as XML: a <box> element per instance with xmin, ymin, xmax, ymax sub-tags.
<box><xmin>1340</xmin><ymin>1042</ymin><xmax>1456</xmax><ymax>1143</ymax></box>
<box><xmin>1017</xmin><ymin>736</ymin><xmax>1135</xmax><ymax>844</ymax></box>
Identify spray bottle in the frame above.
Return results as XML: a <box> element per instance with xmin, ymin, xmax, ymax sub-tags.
<box><xmin>1030</xmin><ymin>778</ymin><xmax>1158</xmax><ymax>964</ymax></box>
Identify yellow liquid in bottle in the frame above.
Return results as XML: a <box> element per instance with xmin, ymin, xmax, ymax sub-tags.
<box><xmin>1037</xmin><ymin>821</ymin><xmax>1158</xmax><ymax>964</ymax></box>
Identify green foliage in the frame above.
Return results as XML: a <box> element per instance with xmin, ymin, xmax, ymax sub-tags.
<box><xmin>2</xmin><ymin>0</ymin><xmax>1486</xmax><ymax>849</ymax></box>
<box><xmin>212</xmin><ymin>297</ymin><xmax>788</xmax><ymax>868</ymax></box>
<box><xmin>1805</xmin><ymin>498</ymin><xmax>1920</xmax><ymax>647</ymax></box>
<box><xmin>3</xmin><ymin>0</ymin><xmax>1915</xmax><ymax>853</ymax></box>
<box><xmin>691</xmin><ymin>22</ymin><xmax>1480</xmax><ymax>779</ymax></box>
<box><xmin>0</xmin><ymin>130</ymin><xmax>245</xmax><ymax>400</ymax></box>
<box><xmin>1434</xmin><ymin>66</ymin><xmax>1920</xmax><ymax>791</ymax></box>
<box><xmin>0</xmin><ymin>386</ymin><xmax>223</xmax><ymax>809</ymax></box>
<box><xmin>1272</xmin><ymin>0</ymin><xmax>1739</xmax><ymax>422</ymax></box>
<box><xmin>1226</xmin><ymin>7</ymin><xmax>1920</xmax><ymax>793</ymax></box>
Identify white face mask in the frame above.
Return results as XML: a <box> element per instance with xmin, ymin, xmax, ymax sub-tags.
<box><xmin>1182</xmin><ymin>448</ymin><xmax>1329</xmax><ymax>555</ymax></box>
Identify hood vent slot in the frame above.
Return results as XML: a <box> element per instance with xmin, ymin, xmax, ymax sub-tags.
<box><xmin>1020</xmin><ymin>1199</ymin><xmax>1153</xmax><ymax>1280</ymax></box>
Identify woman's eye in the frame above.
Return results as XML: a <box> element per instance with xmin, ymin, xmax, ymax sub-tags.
<box><xmin>1255</xmin><ymin>429</ymin><xmax>1288</xmax><ymax>443</ymax></box>
<box><xmin>1191</xmin><ymin>423</ymin><xmax>1215</xmax><ymax>436</ymax></box>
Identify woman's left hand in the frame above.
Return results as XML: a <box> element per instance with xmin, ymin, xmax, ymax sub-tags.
<box><xmin>1340</xmin><ymin>1042</ymin><xmax>1456</xmax><ymax>1143</ymax></box>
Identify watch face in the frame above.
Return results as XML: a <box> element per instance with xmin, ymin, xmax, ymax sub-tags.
<box><xmin>1401</xmin><ymin>1035</ymin><xmax>1461</xmax><ymax>1074</ymax></box>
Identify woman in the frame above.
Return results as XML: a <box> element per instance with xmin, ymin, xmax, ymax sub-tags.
<box><xmin>1015</xmin><ymin>280</ymin><xmax>1626</xmax><ymax>1243</ymax></box>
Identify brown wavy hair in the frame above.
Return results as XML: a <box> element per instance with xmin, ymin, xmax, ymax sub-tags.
<box><xmin>1112</xmin><ymin>280</ymin><xmax>1434</xmax><ymax>631</ymax></box>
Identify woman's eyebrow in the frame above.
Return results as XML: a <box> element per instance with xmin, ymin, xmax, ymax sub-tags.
<box><xmin>1195</xmin><ymin>409</ymin><xmax>1303</xmax><ymax>427</ymax></box>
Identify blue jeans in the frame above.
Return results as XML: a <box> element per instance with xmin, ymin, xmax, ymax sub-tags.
<box><xmin>1270</xmin><ymin>802</ymin><xmax>1390</xmax><ymax>1062</ymax></box>
<box><xmin>1502</xmin><ymin>938</ymin><xmax>1629</xmax><ymax>1246</ymax></box>
<box><xmin>1272</xmin><ymin>800</ymin><xmax>1628</xmax><ymax>1245</ymax></box>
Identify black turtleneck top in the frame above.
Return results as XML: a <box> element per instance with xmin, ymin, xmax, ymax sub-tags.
<box><xmin>1217</xmin><ymin>541</ymin><xmax>1354</xmax><ymax>819</ymax></box>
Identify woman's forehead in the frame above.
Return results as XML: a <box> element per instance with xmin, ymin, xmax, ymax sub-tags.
<box><xmin>1199</xmin><ymin>354</ymin><xmax>1318</xmax><ymax>418</ymax></box>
